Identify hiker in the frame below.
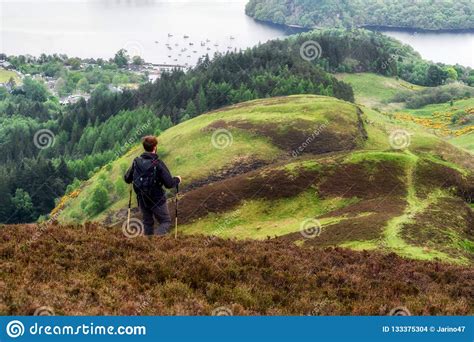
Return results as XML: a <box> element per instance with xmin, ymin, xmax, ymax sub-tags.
<box><xmin>124</xmin><ymin>136</ymin><xmax>181</xmax><ymax>236</ymax></box>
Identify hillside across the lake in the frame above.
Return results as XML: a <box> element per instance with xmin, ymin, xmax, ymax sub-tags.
<box><xmin>245</xmin><ymin>0</ymin><xmax>474</xmax><ymax>31</ymax></box>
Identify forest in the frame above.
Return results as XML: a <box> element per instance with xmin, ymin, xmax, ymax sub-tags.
<box><xmin>245</xmin><ymin>0</ymin><xmax>474</xmax><ymax>30</ymax></box>
<box><xmin>246</xmin><ymin>0</ymin><xmax>474</xmax><ymax>30</ymax></box>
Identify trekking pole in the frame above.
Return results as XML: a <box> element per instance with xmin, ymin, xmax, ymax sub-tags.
<box><xmin>127</xmin><ymin>186</ymin><xmax>132</xmax><ymax>232</ymax></box>
<box><xmin>175</xmin><ymin>184</ymin><xmax>179</xmax><ymax>239</ymax></box>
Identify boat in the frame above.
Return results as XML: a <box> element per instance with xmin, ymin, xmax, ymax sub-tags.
<box><xmin>168</xmin><ymin>33</ymin><xmax>173</xmax><ymax>37</ymax></box>
<box><xmin>184</xmin><ymin>35</ymin><xmax>189</xmax><ymax>39</ymax></box>
<box><xmin>230</xmin><ymin>36</ymin><xmax>235</xmax><ymax>40</ymax></box>
<box><xmin>189</xmin><ymin>42</ymin><xmax>194</xmax><ymax>46</ymax></box>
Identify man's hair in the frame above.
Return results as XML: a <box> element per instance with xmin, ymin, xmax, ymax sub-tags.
<box><xmin>142</xmin><ymin>136</ymin><xmax>158</xmax><ymax>152</ymax></box>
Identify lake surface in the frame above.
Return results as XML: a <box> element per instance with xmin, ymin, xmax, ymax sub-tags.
<box><xmin>1</xmin><ymin>0</ymin><xmax>473</xmax><ymax>68</ymax></box>
<box><xmin>380</xmin><ymin>30</ymin><xmax>474</xmax><ymax>68</ymax></box>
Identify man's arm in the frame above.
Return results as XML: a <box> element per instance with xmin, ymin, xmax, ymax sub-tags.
<box><xmin>157</xmin><ymin>160</ymin><xmax>181</xmax><ymax>189</ymax></box>
<box><xmin>124</xmin><ymin>160</ymin><xmax>135</xmax><ymax>184</ymax></box>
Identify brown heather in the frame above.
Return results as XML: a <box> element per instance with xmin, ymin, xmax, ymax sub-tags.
<box><xmin>0</xmin><ymin>223</ymin><xmax>472</xmax><ymax>316</ymax></box>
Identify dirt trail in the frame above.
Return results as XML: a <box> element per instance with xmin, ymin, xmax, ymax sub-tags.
<box><xmin>381</xmin><ymin>155</ymin><xmax>464</xmax><ymax>263</ymax></box>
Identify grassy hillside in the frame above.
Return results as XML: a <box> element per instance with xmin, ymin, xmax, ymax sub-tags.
<box><xmin>337</xmin><ymin>73</ymin><xmax>474</xmax><ymax>153</ymax></box>
<box><xmin>336</xmin><ymin>73</ymin><xmax>424</xmax><ymax>111</ymax></box>
<box><xmin>1</xmin><ymin>224</ymin><xmax>473</xmax><ymax>315</ymax></box>
<box><xmin>395</xmin><ymin>98</ymin><xmax>474</xmax><ymax>138</ymax></box>
<box><xmin>54</xmin><ymin>95</ymin><xmax>474</xmax><ymax>265</ymax></box>
<box><xmin>56</xmin><ymin>96</ymin><xmax>365</xmax><ymax>224</ymax></box>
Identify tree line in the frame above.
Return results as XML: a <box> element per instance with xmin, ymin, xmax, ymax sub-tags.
<box><xmin>246</xmin><ymin>0</ymin><xmax>474</xmax><ymax>31</ymax></box>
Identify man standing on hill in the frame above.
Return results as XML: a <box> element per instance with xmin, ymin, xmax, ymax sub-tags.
<box><xmin>124</xmin><ymin>136</ymin><xmax>181</xmax><ymax>236</ymax></box>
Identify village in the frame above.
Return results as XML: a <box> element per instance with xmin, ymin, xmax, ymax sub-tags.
<box><xmin>0</xmin><ymin>55</ymin><xmax>186</xmax><ymax>105</ymax></box>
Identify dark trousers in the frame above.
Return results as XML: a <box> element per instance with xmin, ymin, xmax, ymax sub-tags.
<box><xmin>140</xmin><ymin>202</ymin><xmax>171</xmax><ymax>236</ymax></box>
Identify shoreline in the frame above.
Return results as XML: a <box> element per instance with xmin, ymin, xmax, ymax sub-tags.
<box><xmin>248</xmin><ymin>16</ymin><xmax>474</xmax><ymax>34</ymax></box>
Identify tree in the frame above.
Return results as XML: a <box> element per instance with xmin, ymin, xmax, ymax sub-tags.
<box><xmin>55</xmin><ymin>77</ymin><xmax>68</xmax><ymax>97</ymax></box>
<box><xmin>11</xmin><ymin>188</ymin><xmax>35</xmax><ymax>222</ymax></box>
<box><xmin>67</xmin><ymin>57</ymin><xmax>81</xmax><ymax>70</ymax></box>
<box><xmin>184</xmin><ymin>100</ymin><xmax>197</xmax><ymax>118</ymax></box>
<box><xmin>77</xmin><ymin>78</ymin><xmax>90</xmax><ymax>93</ymax></box>
<box><xmin>114</xmin><ymin>49</ymin><xmax>130</xmax><ymax>68</ymax></box>
<box><xmin>86</xmin><ymin>183</ymin><xmax>108</xmax><ymax>215</ymax></box>
<box><xmin>23</xmin><ymin>77</ymin><xmax>48</xmax><ymax>102</ymax></box>
<box><xmin>132</xmin><ymin>55</ymin><xmax>145</xmax><ymax>66</ymax></box>
<box><xmin>445</xmin><ymin>67</ymin><xmax>458</xmax><ymax>81</ymax></box>
<box><xmin>427</xmin><ymin>65</ymin><xmax>447</xmax><ymax>86</ymax></box>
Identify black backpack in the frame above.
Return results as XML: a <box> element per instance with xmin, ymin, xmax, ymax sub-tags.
<box><xmin>132</xmin><ymin>157</ymin><xmax>160</xmax><ymax>199</ymax></box>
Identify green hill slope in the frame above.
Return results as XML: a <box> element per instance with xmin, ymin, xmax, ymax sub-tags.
<box><xmin>337</xmin><ymin>73</ymin><xmax>474</xmax><ymax>153</ymax></box>
<box><xmin>54</xmin><ymin>95</ymin><xmax>473</xmax><ymax>264</ymax></box>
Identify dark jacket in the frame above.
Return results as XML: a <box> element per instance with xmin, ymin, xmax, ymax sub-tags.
<box><xmin>124</xmin><ymin>152</ymin><xmax>180</xmax><ymax>208</ymax></box>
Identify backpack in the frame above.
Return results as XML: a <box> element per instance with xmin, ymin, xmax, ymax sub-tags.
<box><xmin>132</xmin><ymin>157</ymin><xmax>160</xmax><ymax>200</ymax></box>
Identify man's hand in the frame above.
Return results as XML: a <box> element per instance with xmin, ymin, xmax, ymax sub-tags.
<box><xmin>176</xmin><ymin>176</ymin><xmax>182</xmax><ymax>183</ymax></box>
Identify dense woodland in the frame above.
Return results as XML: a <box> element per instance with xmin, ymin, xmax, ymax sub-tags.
<box><xmin>246</xmin><ymin>0</ymin><xmax>474</xmax><ymax>30</ymax></box>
